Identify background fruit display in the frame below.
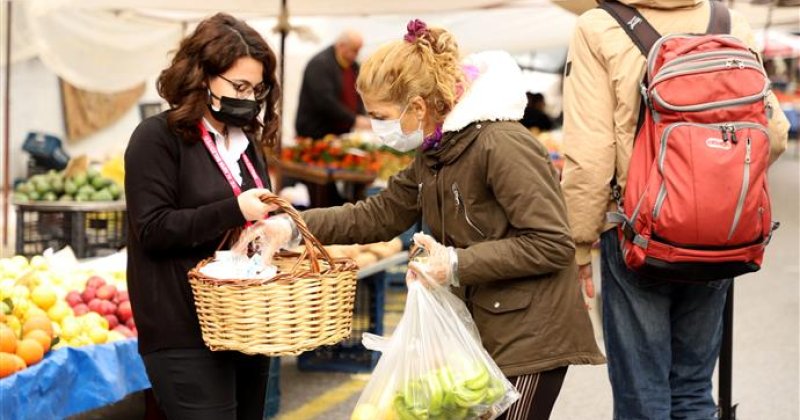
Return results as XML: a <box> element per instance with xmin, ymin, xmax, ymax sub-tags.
<box><xmin>12</xmin><ymin>166</ymin><xmax>122</xmax><ymax>203</ymax></box>
<box><xmin>0</xmin><ymin>254</ymin><xmax>133</xmax><ymax>379</ymax></box>
<box><xmin>534</xmin><ymin>131</ymin><xmax>564</xmax><ymax>172</ymax></box>
<box><xmin>319</xmin><ymin>238</ymin><xmax>403</xmax><ymax>268</ymax></box>
<box><xmin>281</xmin><ymin>136</ymin><xmax>414</xmax><ymax>182</ymax></box>
<box><xmin>65</xmin><ymin>275</ymin><xmax>137</xmax><ymax>339</ymax></box>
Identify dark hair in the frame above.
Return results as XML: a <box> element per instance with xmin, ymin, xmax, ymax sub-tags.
<box><xmin>526</xmin><ymin>92</ymin><xmax>545</xmax><ymax>107</ymax></box>
<box><xmin>157</xmin><ymin>13</ymin><xmax>281</xmax><ymax>146</ymax></box>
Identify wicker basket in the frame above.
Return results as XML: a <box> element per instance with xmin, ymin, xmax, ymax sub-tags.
<box><xmin>188</xmin><ymin>196</ymin><xmax>358</xmax><ymax>356</ymax></box>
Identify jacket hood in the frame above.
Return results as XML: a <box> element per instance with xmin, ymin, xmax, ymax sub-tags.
<box><xmin>442</xmin><ymin>51</ymin><xmax>527</xmax><ymax>133</ymax></box>
<box><xmin>617</xmin><ymin>0</ymin><xmax>703</xmax><ymax>9</ymax></box>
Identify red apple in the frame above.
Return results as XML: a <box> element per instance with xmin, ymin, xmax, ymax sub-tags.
<box><xmin>117</xmin><ymin>301</ymin><xmax>133</xmax><ymax>323</ymax></box>
<box><xmin>88</xmin><ymin>298</ymin><xmax>104</xmax><ymax>314</ymax></box>
<box><xmin>66</xmin><ymin>291</ymin><xmax>83</xmax><ymax>307</ymax></box>
<box><xmin>113</xmin><ymin>290</ymin><xmax>129</xmax><ymax>304</ymax></box>
<box><xmin>85</xmin><ymin>275</ymin><xmax>106</xmax><ymax>289</ymax></box>
<box><xmin>131</xmin><ymin>327</ymin><xmax>137</xmax><ymax>337</ymax></box>
<box><xmin>104</xmin><ymin>314</ymin><xmax>120</xmax><ymax>329</ymax></box>
<box><xmin>73</xmin><ymin>303</ymin><xmax>89</xmax><ymax>316</ymax></box>
<box><xmin>96</xmin><ymin>284</ymin><xmax>117</xmax><ymax>301</ymax></box>
<box><xmin>125</xmin><ymin>318</ymin><xmax>136</xmax><ymax>330</ymax></box>
<box><xmin>113</xmin><ymin>325</ymin><xmax>134</xmax><ymax>338</ymax></box>
<box><xmin>81</xmin><ymin>287</ymin><xmax>96</xmax><ymax>303</ymax></box>
<box><xmin>102</xmin><ymin>301</ymin><xmax>117</xmax><ymax>316</ymax></box>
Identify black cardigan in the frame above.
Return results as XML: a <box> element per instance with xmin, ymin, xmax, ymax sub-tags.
<box><xmin>295</xmin><ymin>46</ymin><xmax>365</xmax><ymax>139</ymax></box>
<box><xmin>124</xmin><ymin>111</ymin><xmax>270</xmax><ymax>355</ymax></box>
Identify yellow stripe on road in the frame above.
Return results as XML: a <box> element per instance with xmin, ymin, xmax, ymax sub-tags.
<box><xmin>276</xmin><ymin>377</ymin><xmax>367</xmax><ymax>420</ymax></box>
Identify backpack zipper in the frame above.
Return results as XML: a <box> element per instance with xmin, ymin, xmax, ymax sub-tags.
<box><xmin>651</xmin><ymin>84</ymin><xmax>769</xmax><ymax>113</ymax></box>
<box><xmin>728</xmin><ymin>137</ymin><xmax>751</xmax><ymax>240</ymax></box>
<box><xmin>653</xmin><ymin>183</ymin><xmax>668</xmax><ymax>220</ymax></box>
<box><xmin>651</xmin><ymin>59</ymin><xmax>763</xmax><ymax>86</ymax></box>
<box><xmin>657</xmin><ymin>49</ymin><xmax>757</xmax><ymax>74</ymax></box>
<box><xmin>658</xmin><ymin>122</ymin><xmax>767</xmax><ymax>172</ymax></box>
<box><xmin>452</xmin><ymin>183</ymin><xmax>486</xmax><ymax>239</ymax></box>
<box><xmin>647</xmin><ymin>34</ymin><xmax>747</xmax><ymax>77</ymax></box>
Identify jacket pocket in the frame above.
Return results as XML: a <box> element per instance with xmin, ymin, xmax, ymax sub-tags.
<box><xmin>469</xmin><ymin>286</ymin><xmax>546</xmax><ymax>359</ymax></box>
<box><xmin>471</xmin><ymin>286</ymin><xmax>532</xmax><ymax>314</ymax></box>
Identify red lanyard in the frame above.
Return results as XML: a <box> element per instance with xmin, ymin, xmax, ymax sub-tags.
<box><xmin>199</xmin><ymin>122</ymin><xmax>266</xmax><ymax>227</ymax></box>
<box><xmin>199</xmin><ymin>122</ymin><xmax>264</xmax><ymax>195</ymax></box>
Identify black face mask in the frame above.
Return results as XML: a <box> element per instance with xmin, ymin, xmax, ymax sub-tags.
<box><xmin>207</xmin><ymin>91</ymin><xmax>261</xmax><ymax>127</ymax></box>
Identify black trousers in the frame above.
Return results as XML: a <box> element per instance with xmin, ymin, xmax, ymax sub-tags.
<box><xmin>142</xmin><ymin>348</ymin><xmax>270</xmax><ymax>420</ymax></box>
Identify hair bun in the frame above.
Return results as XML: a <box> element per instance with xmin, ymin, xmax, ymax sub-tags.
<box><xmin>404</xmin><ymin>19</ymin><xmax>429</xmax><ymax>43</ymax></box>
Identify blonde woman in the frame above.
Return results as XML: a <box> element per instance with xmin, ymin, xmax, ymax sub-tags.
<box><xmin>261</xmin><ymin>20</ymin><xmax>604</xmax><ymax>419</ymax></box>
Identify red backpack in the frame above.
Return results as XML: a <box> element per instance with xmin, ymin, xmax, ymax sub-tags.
<box><xmin>601</xmin><ymin>0</ymin><xmax>778</xmax><ymax>281</ymax></box>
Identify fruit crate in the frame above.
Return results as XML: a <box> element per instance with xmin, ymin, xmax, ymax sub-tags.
<box><xmin>296</xmin><ymin>269</ymin><xmax>388</xmax><ymax>373</ymax></box>
<box><xmin>13</xmin><ymin>201</ymin><xmax>127</xmax><ymax>258</ymax></box>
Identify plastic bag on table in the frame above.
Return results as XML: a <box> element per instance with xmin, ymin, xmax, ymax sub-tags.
<box><xmin>352</xmin><ymin>280</ymin><xmax>520</xmax><ymax>420</ymax></box>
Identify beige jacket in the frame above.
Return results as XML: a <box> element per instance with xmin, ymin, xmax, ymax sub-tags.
<box><xmin>561</xmin><ymin>0</ymin><xmax>790</xmax><ymax>265</ymax></box>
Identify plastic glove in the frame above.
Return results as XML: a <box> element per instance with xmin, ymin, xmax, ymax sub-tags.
<box><xmin>231</xmin><ymin>215</ymin><xmax>301</xmax><ymax>266</ymax></box>
<box><xmin>237</xmin><ymin>188</ymin><xmax>278</xmax><ymax>221</ymax></box>
<box><xmin>406</xmin><ymin>233</ymin><xmax>459</xmax><ymax>288</ymax></box>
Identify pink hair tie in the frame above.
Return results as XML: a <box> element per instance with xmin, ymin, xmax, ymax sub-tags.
<box><xmin>404</xmin><ymin>19</ymin><xmax>428</xmax><ymax>43</ymax></box>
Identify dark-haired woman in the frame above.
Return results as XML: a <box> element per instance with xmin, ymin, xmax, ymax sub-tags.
<box><xmin>124</xmin><ymin>13</ymin><xmax>280</xmax><ymax>420</ymax></box>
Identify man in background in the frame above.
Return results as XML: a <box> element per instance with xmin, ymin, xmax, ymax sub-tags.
<box><xmin>295</xmin><ymin>30</ymin><xmax>370</xmax><ymax>140</ymax></box>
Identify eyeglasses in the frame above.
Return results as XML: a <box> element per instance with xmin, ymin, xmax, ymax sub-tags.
<box><xmin>218</xmin><ymin>74</ymin><xmax>270</xmax><ymax>101</ymax></box>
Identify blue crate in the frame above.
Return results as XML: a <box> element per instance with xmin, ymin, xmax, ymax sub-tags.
<box><xmin>297</xmin><ymin>271</ymin><xmax>387</xmax><ymax>373</ymax></box>
<box><xmin>22</xmin><ymin>132</ymin><xmax>69</xmax><ymax>170</ymax></box>
<box><xmin>385</xmin><ymin>263</ymin><xmax>408</xmax><ymax>290</ymax></box>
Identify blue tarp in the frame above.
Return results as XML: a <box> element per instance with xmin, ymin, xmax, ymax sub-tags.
<box><xmin>0</xmin><ymin>339</ymin><xmax>150</xmax><ymax>419</ymax></box>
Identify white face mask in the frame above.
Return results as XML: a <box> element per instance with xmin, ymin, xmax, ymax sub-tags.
<box><xmin>369</xmin><ymin>105</ymin><xmax>423</xmax><ymax>152</ymax></box>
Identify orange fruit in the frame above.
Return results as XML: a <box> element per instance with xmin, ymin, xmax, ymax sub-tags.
<box><xmin>0</xmin><ymin>325</ymin><xmax>17</xmax><ymax>353</ymax></box>
<box><xmin>24</xmin><ymin>330</ymin><xmax>51</xmax><ymax>353</ymax></box>
<box><xmin>22</xmin><ymin>315</ymin><xmax>53</xmax><ymax>337</ymax></box>
<box><xmin>15</xmin><ymin>339</ymin><xmax>44</xmax><ymax>366</ymax></box>
<box><xmin>0</xmin><ymin>352</ymin><xmax>26</xmax><ymax>378</ymax></box>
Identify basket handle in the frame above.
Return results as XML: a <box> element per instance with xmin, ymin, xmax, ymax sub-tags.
<box><xmin>258</xmin><ymin>194</ymin><xmax>334</xmax><ymax>275</ymax></box>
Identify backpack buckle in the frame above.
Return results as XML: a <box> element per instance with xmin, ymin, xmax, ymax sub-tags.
<box><xmin>640</xmin><ymin>83</ymin><xmax>650</xmax><ymax>108</ymax></box>
<box><xmin>611</xmin><ymin>184</ymin><xmax>624</xmax><ymax>207</ymax></box>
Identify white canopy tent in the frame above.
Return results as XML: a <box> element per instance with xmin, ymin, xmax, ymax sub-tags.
<box><xmin>0</xmin><ymin>0</ymin><xmax>580</xmax><ymax>245</ymax></box>
<box><xmin>7</xmin><ymin>0</ymin><xmax>575</xmax><ymax>92</ymax></box>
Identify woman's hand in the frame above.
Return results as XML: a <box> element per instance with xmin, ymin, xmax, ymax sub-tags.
<box><xmin>237</xmin><ymin>188</ymin><xmax>278</xmax><ymax>221</ymax></box>
<box><xmin>406</xmin><ymin>233</ymin><xmax>458</xmax><ymax>287</ymax></box>
<box><xmin>231</xmin><ymin>215</ymin><xmax>298</xmax><ymax>265</ymax></box>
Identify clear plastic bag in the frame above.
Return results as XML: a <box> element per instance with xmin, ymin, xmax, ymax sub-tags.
<box><xmin>352</xmin><ymin>281</ymin><xmax>520</xmax><ymax>420</ymax></box>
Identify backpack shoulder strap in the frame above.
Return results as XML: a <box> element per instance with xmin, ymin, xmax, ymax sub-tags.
<box><xmin>707</xmin><ymin>0</ymin><xmax>731</xmax><ymax>34</ymax></box>
<box><xmin>599</xmin><ymin>0</ymin><xmax>661</xmax><ymax>57</ymax></box>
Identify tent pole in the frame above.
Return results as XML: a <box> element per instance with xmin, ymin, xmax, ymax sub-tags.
<box><xmin>2</xmin><ymin>0</ymin><xmax>12</xmax><ymax>250</ymax></box>
<box><xmin>275</xmin><ymin>0</ymin><xmax>288</xmax><ymax>192</ymax></box>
